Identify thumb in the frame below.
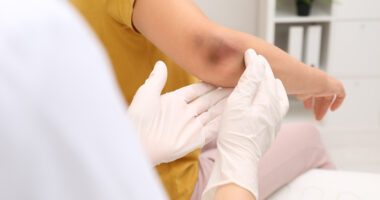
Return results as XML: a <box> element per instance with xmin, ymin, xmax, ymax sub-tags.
<box><xmin>130</xmin><ymin>61</ymin><xmax>167</xmax><ymax>107</ymax></box>
<box><xmin>142</xmin><ymin>61</ymin><xmax>168</xmax><ymax>95</ymax></box>
<box><xmin>230</xmin><ymin>49</ymin><xmax>265</xmax><ymax>106</ymax></box>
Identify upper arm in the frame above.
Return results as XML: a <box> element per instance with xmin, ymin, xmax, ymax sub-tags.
<box><xmin>132</xmin><ymin>0</ymin><xmax>244</xmax><ymax>87</ymax></box>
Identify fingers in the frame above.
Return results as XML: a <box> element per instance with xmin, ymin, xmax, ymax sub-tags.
<box><xmin>140</xmin><ymin>61</ymin><xmax>168</xmax><ymax>95</ymax></box>
<box><xmin>253</xmin><ymin>57</ymin><xmax>277</xmax><ymax>104</ymax></box>
<box><xmin>130</xmin><ymin>61</ymin><xmax>167</xmax><ymax>107</ymax></box>
<box><xmin>230</xmin><ymin>49</ymin><xmax>265</xmax><ymax>105</ymax></box>
<box><xmin>201</xmin><ymin>116</ymin><xmax>222</xmax><ymax>145</ymax></box>
<box><xmin>197</xmin><ymin>99</ymin><xmax>227</xmax><ymax>125</ymax></box>
<box><xmin>303</xmin><ymin>98</ymin><xmax>313</xmax><ymax>110</ymax></box>
<box><xmin>180</xmin><ymin>82</ymin><xmax>216</xmax><ymax>103</ymax></box>
<box><xmin>253</xmin><ymin>79</ymin><xmax>276</xmax><ymax>107</ymax></box>
<box><xmin>190</xmin><ymin>88</ymin><xmax>232</xmax><ymax>116</ymax></box>
<box><xmin>331</xmin><ymin>89</ymin><xmax>346</xmax><ymax>111</ymax></box>
<box><xmin>275</xmin><ymin>79</ymin><xmax>289</xmax><ymax>118</ymax></box>
<box><xmin>259</xmin><ymin>55</ymin><xmax>275</xmax><ymax>80</ymax></box>
<box><xmin>314</xmin><ymin>96</ymin><xmax>334</xmax><ymax>120</ymax></box>
<box><xmin>252</xmin><ymin>56</ymin><xmax>288</xmax><ymax>120</ymax></box>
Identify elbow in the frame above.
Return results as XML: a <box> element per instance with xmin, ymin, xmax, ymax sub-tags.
<box><xmin>193</xmin><ymin>31</ymin><xmax>245</xmax><ymax>87</ymax></box>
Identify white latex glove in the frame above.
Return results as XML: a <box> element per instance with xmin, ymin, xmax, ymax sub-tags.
<box><xmin>203</xmin><ymin>49</ymin><xmax>289</xmax><ymax>200</ymax></box>
<box><xmin>128</xmin><ymin>61</ymin><xmax>232</xmax><ymax>166</ymax></box>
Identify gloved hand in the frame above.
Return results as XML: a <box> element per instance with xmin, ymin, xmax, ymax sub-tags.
<box><xmin>128</xmin><ymin>61</ymin><xmax>232</xmax><ymax>166</ymax></box>
<box><xmin>203</xmin><ymin>49</ymin><xmax>289</xmax><ymax>200</ymax></box>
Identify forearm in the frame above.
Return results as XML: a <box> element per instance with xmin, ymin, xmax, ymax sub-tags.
<box><xmin>215</xmin><ymin>184</ymin><xmax>256</xmax><ymax>200</ymax></box>
<box><xmin>227</xmin><ymin>28</ymin><xmax>329</xmax><ymax>95</ymax></box>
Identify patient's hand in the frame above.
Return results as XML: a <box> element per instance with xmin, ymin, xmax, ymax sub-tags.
<box><xmin>296</xmin><ymin>75</ymin><xmax>345</xmax><ymax>121</ymax></box>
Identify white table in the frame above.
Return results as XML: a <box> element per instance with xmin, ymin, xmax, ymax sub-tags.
<box><xmin>268</xmin><ymin>169</ymin><xmax>380</xmax><ymax>200</ymax></box>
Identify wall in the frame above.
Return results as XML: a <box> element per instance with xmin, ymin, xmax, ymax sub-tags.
<box><xmin>194</xmin><ymin>0</ymin><xmax>260</xmax><ymax>35</ymax></box>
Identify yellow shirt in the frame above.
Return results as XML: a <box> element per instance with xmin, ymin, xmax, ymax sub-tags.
<box><xmin>70</xmin><ymin>0</ymin><xmax>199</xmax><ymax>199</ymax></box>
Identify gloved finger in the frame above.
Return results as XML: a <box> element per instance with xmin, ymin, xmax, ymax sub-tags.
<box><xmin>253</xmin><ymin>78</ymin><xmax>277</xmax><ymax>108</ymax></box>
<box><xmin>190</xmin><ymin>88</ymin><xmax>232</xmax><ymax>116</ymax></box>
<box><xmin>275</xmin><ymin>79</ymin><xmax>289</xmax><ymax>119</ymax></box>
<box><xmin>258</xmin><ymin>55</ymin><xmax>275</xmax><ymax>80</ymax></box>
<box><xmin>130</xmin><ymin>61</ymin><xmax>167</xmax><ymax>107</ymax></box>
<box><xmin>201</xmin><ymin>115</ymin><xmax>222</xmax><ymax>145</ymax></box>
<box><xmin>250</xmin><ymin>54</ymin><xmax>279</xmax><ymax>109</ymax></box>
<box><xmin>229</xmin><ymin>49</ymin><xmax>265</xmax><ymax>106</ymax></box>
<box><xmin>179</xmin><ymin>82</ymin><xmax>216</xmax><ymax>103</ymax></box>
<box><xmin>253</xmin><ymin>59</ymin><xmax>279</xmax><ymax>105</ymax></box>
<box><xmin>197</xmin><ymin>98</ymin><xmax>227</xmax><ymax>125</ymax></box>
<box><xmin>139</xmin><ymin>61</ymin><xmax>168</xmax><ymax>96</ymax></box>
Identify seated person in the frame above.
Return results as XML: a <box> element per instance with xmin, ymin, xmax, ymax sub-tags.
<box><xmin>70</xmin><ymin>0</ymin><xmax>344</xmax><ymax>199</ymax></box>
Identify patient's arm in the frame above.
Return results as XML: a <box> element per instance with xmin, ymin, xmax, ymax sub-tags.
<box><xmin>215</xmin><ymin>184</ymin><xmax>256</xmax><ymax>200</ymax></box>
<box><xmin>132</xmin><ymin>0</ymin><xmax>345</xmax><ymax>120</ymax></box>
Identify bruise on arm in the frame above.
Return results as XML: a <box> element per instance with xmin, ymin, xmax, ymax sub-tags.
<box><xmin>192</xmin><ymin>31</ymin><xmax>245</xmax><ymax>87</ymax></box>
<box><xmin>133</xmin><ymin>0</ymin><xmax>246</xmax><ymax>87</ymax></box>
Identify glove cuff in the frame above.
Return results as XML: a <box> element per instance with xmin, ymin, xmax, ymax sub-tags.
<box><xmin>202</xmin><ymin>151</ymin><xmax>259</xmax><ymax>200</ymax></box>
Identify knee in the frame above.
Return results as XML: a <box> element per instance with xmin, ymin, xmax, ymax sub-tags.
<box><xmin>292</xmin><ymin>123</ymin><xmax>335</xmax><ymax>169</ymax></box>
<box><xmin>296</xmin><ymin>123</ymin><xmax>321</xmax><ymax>142</ymax></box>
<box><xmin>281</xmin><ymin>123</ymin><xmax>324</xmax><ymax>149</ymax></box>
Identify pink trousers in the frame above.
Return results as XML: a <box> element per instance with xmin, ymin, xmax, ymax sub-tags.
<box><xmin>191</xmin><ymin>123</ymin><xmax>335</xmax><ymax>200</ymax></box>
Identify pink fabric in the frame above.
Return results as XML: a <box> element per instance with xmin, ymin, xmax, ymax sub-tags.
<box><xmin>191</xmin><ymin>123</ymin><xmax>335</xmax><ymax>200</ymax></box>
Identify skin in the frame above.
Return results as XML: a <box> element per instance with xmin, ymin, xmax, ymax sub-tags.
<box><xmin>132</xmin><ymin>0</ymin><xmax>345</xmax><ymax>121</ymax></box>
<box><xmin>216</xmin><ymin>184</ymin><xmax>256</xmax><ymax>200</ymax></box>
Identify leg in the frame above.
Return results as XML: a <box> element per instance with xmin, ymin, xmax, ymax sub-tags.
<box><xmin>258</xmin><ymin>123</ymin><xmax>335</xmax><ymax>200</ymax></box>
<box><xmin>191</xmin><ymin>147</ymin><xmax>218</xmax><ymax>200</ymax></box>
<box><xmin>191</xmin><ymin>123</ymin><xmax>335</xmax><ymax>200</ymax></box>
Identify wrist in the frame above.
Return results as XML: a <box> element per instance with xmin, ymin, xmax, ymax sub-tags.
<box><xmin>203</xmin><ymin>151</ymin><xmax>260</xmax><ymax>200</ymax></box>
<box><xmin>316</xmin><ymin>70</ymin><xmax>330</xmax><ymax>95</ymax></box>
<box><xmin>301</xmin><ymin>66</ymin><xmax>329</xmax><ymax>95</ymax></box>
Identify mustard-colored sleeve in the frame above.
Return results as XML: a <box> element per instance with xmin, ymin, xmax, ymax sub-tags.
<box><xmin>106</xmin><ymin>0</ymin><xmax>135</xmax><ymax>29</ymax></box>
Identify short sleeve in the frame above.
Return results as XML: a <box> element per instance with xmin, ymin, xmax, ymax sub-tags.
<box><xmin>106</xmin><ymin>0</ymin><xmax>136</xmax><ymax>29</ymax></box>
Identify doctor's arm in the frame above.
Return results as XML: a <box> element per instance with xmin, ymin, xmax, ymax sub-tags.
<box><xmin>132</xmin><ymin>0</ymin><xmax>345</xmax><ymax>120</ymax></box>
<box><xmin>215</xmin><ymin>184</ymin><xmax>257</xmax><ymax>200</ymax></box>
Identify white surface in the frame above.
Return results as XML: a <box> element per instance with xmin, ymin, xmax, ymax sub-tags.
<box><xmin>328</xmin><ymin>20</ymin><xmax>380</xmax><ymax>78</ymax></box>
<box><xmin>321</xmin><ymin>79</ymin><xmax>380</xmax><ymax>132</ymax></box>
<box><xmin>288</xmin><ymin>26</ymin><xmax>304</xmax><ymax>61</ymax></box>
<box><xmin>305</xmin><ymin>25</ymin><xmax>322</xmax><ymax>67</ymax></box>
<box><xmin>320</xmin><ymin>130</ymin><xmax>380</xmax><ymax>174</ymax></box>
<box><xmin>269</xmin><ymin>170</ymin><xmax>380</xmax><ymax>200</ymax></box>
<box><xmin>194</xmin><ymin>0</ymin><xmax>259</xmax><ymax>35</ymax></box>
<box><xmin>332</xmin><ymin>0</ymin><xmax>380</xmax><ymax>20</ymax></box>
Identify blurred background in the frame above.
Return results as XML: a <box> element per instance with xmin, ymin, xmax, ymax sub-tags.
<box><xmin>195</xmin><ymin>0</ymin><xmax>380</xmax><ymax>174</ymax></box>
